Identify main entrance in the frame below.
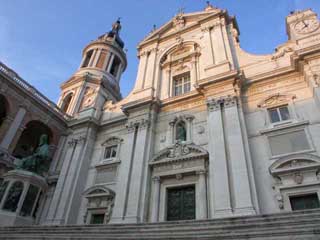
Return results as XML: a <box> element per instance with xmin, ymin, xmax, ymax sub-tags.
<box><xmin>166</xmin><ymin>185</ymin><xmax>195</xmax><ymax>221</ymax></box>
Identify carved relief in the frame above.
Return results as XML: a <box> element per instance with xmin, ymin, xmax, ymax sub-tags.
<box><xmin>173</xmin><ymin>14</ymin><xmax>185</xmax><ymax>30</ymax></box>
<box><xmin>257</xmin><ymin>93</ymin><xmax>296</xmax><ymax>108</ymax></box>
<box><xmin>80</xmin><ymin>87</ymin><xmax>97</xmax><ymax>110</ymax></box>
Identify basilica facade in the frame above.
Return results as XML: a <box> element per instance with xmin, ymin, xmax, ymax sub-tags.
<box><xmin>0</xmin><ymin>4</ymin><xmax>320</xmax><ymax>227</ymax></box>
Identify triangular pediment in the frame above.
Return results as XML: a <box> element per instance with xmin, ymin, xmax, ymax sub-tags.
<box><xmin>150</xmin><ymin>142</ymin><xmax>208</xmax><ymax>164</ymax></box>
<box><xmin>140</xmin><ymin>9</ymin><xmax>221</xmax><ymax>45</ymax></box>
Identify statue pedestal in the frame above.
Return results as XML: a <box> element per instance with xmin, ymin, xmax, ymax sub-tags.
<box><xmin>0</xmin><ymin>170</ymin><xmax>48</xmax><ymax>226</ymax></box>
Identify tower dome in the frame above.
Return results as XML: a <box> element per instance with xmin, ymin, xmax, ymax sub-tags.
<box><xmin>78</xmin><ymin>18</ymin><xmax>127</xmax><ymax>93</ymax></box>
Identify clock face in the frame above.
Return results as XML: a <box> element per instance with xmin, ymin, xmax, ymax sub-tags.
<box><xmin>294</xmin><ymin>19</ymin><xmax>320</xmax><ymax>34</ymax></box>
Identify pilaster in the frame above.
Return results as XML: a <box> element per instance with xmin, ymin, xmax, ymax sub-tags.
<box><xmin>206</xmin><ymin>98</ymin><xmax>232</xmax><ymax>217</ymax></box>
<box><xmin>223</xmin><ymin>95</ymin><xmax>256</xmax><ymax>215</ymax></box>
<box><xmin>150</xmin><ymin>176</ymin><xmax>160</xmax><ymax>222</ymax></box>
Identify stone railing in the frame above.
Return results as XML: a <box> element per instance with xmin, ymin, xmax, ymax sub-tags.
<box><xmin>0</xmin><ymin>61</ymin><xmax>71</xmax><ymax>121</ymax></box>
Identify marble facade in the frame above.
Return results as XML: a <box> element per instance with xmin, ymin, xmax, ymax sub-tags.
<box><xmin>0</xmin><ymin>4</ymin><xmax>320</xmax><ymax>227</ymax></box>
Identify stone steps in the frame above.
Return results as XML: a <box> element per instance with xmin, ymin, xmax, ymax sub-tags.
<box><xmin>0</xmin><ymin>209</ymin><xmax>320</xmax><ymax>239</ymax></box>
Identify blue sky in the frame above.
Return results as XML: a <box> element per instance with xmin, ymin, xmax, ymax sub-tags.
<box><xmin>1</xmin><ymin>0</ymin><xmax>319</xmax><ymax>102</ymax></box>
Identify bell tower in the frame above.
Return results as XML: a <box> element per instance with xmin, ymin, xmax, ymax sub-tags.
<box><xmin>58</xmin><ymin>19</ymin><xmax>127</xmax><ymax>118</ymax></box>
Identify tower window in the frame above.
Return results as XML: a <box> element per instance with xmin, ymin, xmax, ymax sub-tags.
<box><xmin>82</xmin><ymin>50</ymin><xmax>94</xmax><ymax>68</ymax></box>
<box><xmin>109</xmin><ymin>56</ymin><xmax>121</xmax><ymax>77</ymax></box>
<box><xmin>173</xmin><ymin>72</ymin><xmax>190</xmax><ymax>96</ymax></box>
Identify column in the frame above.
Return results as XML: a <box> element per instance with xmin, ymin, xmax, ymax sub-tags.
<box><xmin>133</xmin><ymin>52</ymin><xmax>148</xmax><ymax>90</ymax></box>
<box><xmin>0</xmin><ymin>107</ymin><xmax>26</xmax><ymax>150</ymax></box>
<box><xmin>106</xmin><ymin>53</ymin><xmax>115</xmax><ymax>73</ymax></box>
<box><xmin>223</xmin><ymin>96</ymin><xmax>255</xmax><ymax>215</ymax></box>
<box><xmin>197</xmin><ymin>170</ymin><xmax>207</xmax><ymax>219</ymax></box>
<box><xmin>45</xmin><ymin>134</ymin><xmax>87</xmax><ymax>225</ymax></box>
<box><xmin>191</xmin><ymin>57</ymin><xmax>198</xmax><ymax>88</ymax></box>
<box><xmin>186</xmin><ymin>116</ymin><xmax>194</xmax><ymax>142</ymax></box>
<box><xmin>102</xmin><ymin>51</ymin><xmax>111</xmax><ymax>71</ymax></box>
<box><xmin>211</xmin><ymin>23</ymin><xmax>227</xmax><ymax>63</ymax></box>
<box><xmin>91</xmin><ymin>48</ymin><xmax>101</xmax><ymax>67</ymax></box>
<box><xmin>201</xmin><ymin>27</ymin><xmax>215</xmax><ymax>66</ymax></box>
<box><xmin>125</xmin><ymin>119</ymin><xmax>150</xmax><ymax>223</ymax></box>
<box><xmin>161</xmin><ymin>68</ymin><xmax>171</xmax><ymax>99</ymax></box>
<box><xmin>151</xmin><ymin>176</ymin><xmax>160</xmax><ymax>222</ymax></box>
<box><xmin>206</xmin><ymin>98</ymin><xmax>232</xmax><ymax>217</ymax></box>
<box><xmin>88</xmin><ymin>49</ymin><xmax>97</xmax><ymax>67</ymax></box>
<box><xmin>110</xmin><ymin>124</ymin><xmax>137</xmax><ymax>223</ymax></box>
<box><xmin>49</xmin><ymin>134</ymin><xmax>68</xmax><ymax>172</ymax></box>
<box><xmin>144</xmin><ymin>49</ymin><xmax>157</xmax><ymax>89</ymax></box>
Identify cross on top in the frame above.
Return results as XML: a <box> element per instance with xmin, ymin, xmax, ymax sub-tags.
<box><xmin>177</xmin><ymin>7</ymin><xmax>185</xmax><ymax>15</ymax></box>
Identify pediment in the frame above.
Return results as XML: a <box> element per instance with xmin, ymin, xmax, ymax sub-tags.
<box><xmin>269</xmin><ymin>153</ymin><xmax>320</xmax><ymax>176</ymax></box>
<box><xmin>151</xmin><ymin>142</ymin><xmax>208</xmax><ymax>164</ymax></box>
<box><xmin>140</xmin><ymin>10</ymin><xmax>220</xmax><ymax>45</ymax></box>
<box><xmin>101</xmin><ymin>136</ymin><xmax>123</xmax><ymax>146</ymax></box>
<box><xmin>83</xmin><ymin>185</ymin><xmax>115</xmax><ymax>197</ymax></box>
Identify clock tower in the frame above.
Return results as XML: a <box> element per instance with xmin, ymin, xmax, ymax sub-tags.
<box><xmin>286</xmin><ymin>9</ymin><xmax>320</xmax><ymax>41</ymax></box>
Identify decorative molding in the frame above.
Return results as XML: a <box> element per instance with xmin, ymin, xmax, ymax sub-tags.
<box><xmin>206</xmin><ymin>98</ymin><xmax>223</xmax><ymax>112</ymax></box>
<box><xmin>169</xmin><ymin>114</ymin><xmax>195</xmax><ymax>126</ymax></box>
<box><xmin>101</xmin><ymin>136</ymin><xmax>123</xmax><ymax>146</ymax></box>
<box><xmin>257</xmin><ymin>93</ymin><xmax>296</xmax><ymax>108</ymax></box>
<box><xmin>173</xmin><ymin>14</ymin><xmax>185</xmax><ymax>30</ymax></box>
<box><xmin>126</xmin><ymin>118</ymin><xmax>150</xmax><ymax>132</ymax></box>
<box><xmin>207</xmin><ymin>95</ymin><xmax>238</xmax><ymax>112</ymax></box>
<box><xmin>151</xmin><ymin>142</ymin><xmax>208</xmax><ymax>163</ymax></box>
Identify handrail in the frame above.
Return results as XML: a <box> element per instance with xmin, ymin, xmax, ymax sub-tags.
<box><xmin>0</xmin><ymin>61</ymin><xmax>71</xmax><ymax>121</ymax></box>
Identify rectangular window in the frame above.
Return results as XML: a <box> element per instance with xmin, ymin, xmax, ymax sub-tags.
<box><xmin>173</xmin><ymin>72</ymin><xmax>191</xmax><ymax>96</ymax></box>
<box><xmin>290</xmin><ymin>194</ymin><xmax>320</xmax><ymax>211</ymax></box>
<box><xmin>90</xmin><ymin>213</ymin><xmax>105</xmax><ymax>224</ymax></box>
<box><xmin>268</xmin><ymin>130</ymin><xmax>310</xmax><ymax>156</ymax></box>
<box><xmin>104</xmin><ymin>145</ymin><xmax>117</xmax><ymax>159</ymax></box>
<box><xmin>268</xmin><ymin>105</ymin><xmax>290</xmax><ymax>123</ymax></box>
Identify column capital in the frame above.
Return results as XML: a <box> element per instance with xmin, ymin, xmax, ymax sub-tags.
<box><xmin>206</xmin><ymin>98</ymin><xmax>223</xmax><ymax>112</ymax></box>
<box><xmin>223</xmin><ymin>95</ymin><xmax>238</xmax><ymax>108</ymax></box>
<box><xmin>152</xmin><ymin>176</ymin><xmax>161</xmax><ymax>183</ymax></box>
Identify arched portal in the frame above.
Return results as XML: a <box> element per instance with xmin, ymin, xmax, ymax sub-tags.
<box><xmin>0</xmin><ymin>95</ymin><xmax>8</xmax><ymax>127</ymax></box>
<box><xmin>12</xmin><ymin>121</ymin><xmax>53</xmax><ymax>159</ymax></box>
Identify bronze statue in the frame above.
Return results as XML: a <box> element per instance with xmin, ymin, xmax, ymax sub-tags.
<box><xmin>16</xmin><ymin>134</ymin><xmax>50</xmax><ymax>175</ymax></box>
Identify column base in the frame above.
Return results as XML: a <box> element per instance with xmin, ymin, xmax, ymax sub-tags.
<box><xmin>213</xmin><ymin>208</ymin><xmax>233</xmax><ymax>218</ymax></box>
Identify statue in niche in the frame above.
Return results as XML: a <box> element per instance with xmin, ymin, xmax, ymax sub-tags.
<box><xmin>16</xmin><ymin>134</ymin><xmax>50</xmax><ymax>176</ymax></box>
<box><xmin>176</xmin><ymin>122</ymin><xmax>187</xmax><ymax>142</ymax></box>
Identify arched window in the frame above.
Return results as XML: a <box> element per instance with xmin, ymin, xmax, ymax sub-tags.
<box><xmin>82</xmin><ymin>49</ymin><xmax>94</xmax><ymax>68</ymax></box>
<box><xmin>3</xmin><ymin>181</ymin><xmax>24</xmax><ymax>212</ymax></box>
<box><xmin>175</xmin><ymin>121</ymin><xmax>187</xmax><ymax>142</ymax></box>
<box><xmin>61</xmin><ymin>93</ymin><xmax>73</xmax><ymax>113</ymax></box>
<box><xmin>109</xmin><ymin>56</ymin><xmax>121</xmax><ymax>77</ymax></box>
<box><xmin>159</xmin><ymin>42</ymin><xmax>200</xmax><ymax>99</ymax></box>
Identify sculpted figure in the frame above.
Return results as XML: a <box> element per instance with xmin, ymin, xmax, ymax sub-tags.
<box><xmin>16</xmin><ymin>134</ymin><xmax>50</xmax><ymax>175</ymax></box>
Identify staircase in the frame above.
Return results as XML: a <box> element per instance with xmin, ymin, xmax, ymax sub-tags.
<box><xmin>0</xmin><ymin>209</ymin><xmax>320</xmax><ymax>239</ymax></box>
